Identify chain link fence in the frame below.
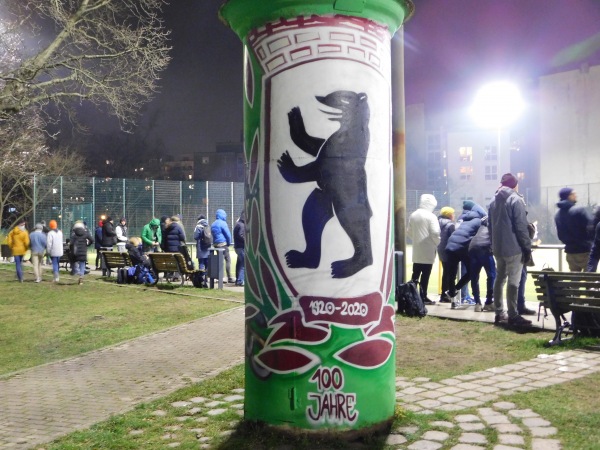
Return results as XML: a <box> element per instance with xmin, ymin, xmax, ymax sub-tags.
<box><xmin>33</xmin><ymin>176</ymin><xmax>245</xmax><ymax>238</ymax></box>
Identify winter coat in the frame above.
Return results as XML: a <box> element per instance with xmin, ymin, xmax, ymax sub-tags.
<box><xmin>211</xmin><ymin>209</ymin><xmax>232</xmax><ymax>246</ymax></box>
<box><xmin>488</xmin><ymin>186</ymin><xmax>531</xmax><ymax>258</ymax></box>
<box><xmin>407</xmin><ymin>194</ymin><xmax>440</xmax><ymax>264</ymax></box>
<box><xmin>437</xmin><ymin>217</ymin><xmax>455</xmax><ymax>263</ymax></box>
<box><xmin>555</xmin><ymin>200</ymin><xmax>593</xmax><ymax>254</ymax></box>
<box><xmin>446</xmin><ymin>204</ymin><xmax>486</xmax><ymax>253</ymax></box>
<box><xmin>468</xmin><ymin>217</ymin><xmax>492</xmax><ymax>255</ymax></box>
<box><xmin>164</xmin><ymin>221</ymin><xmax>186</xmax><ymax>252</ymax></box>
<box><xmin>126</xmin><ymin>242</ymin><xmax>150</xmax><ymax>267</ymax></box>
<box><xmin>70</xmin><ymin>224</ymin><xmax>94</xmax><ymax>262</ymax></box>
<box><xmin>141</xmin><ymin>218</ymin><xmax>162</xmax><ymax>251</ymax></box>
<box><xmin>587</xmin><ymin>221</ymin><xmax>600</xmax><ymax>272</ymax></box>
<box><xmin>94</xmin><ymin>226</ymin><xmax>103</xmax><ymax>250</ymax></box>
<box><xmin>193</xmin><ymin>219</ymin><xmax>211</xmax><ymax>259</ymax></box>
<box><xmin>101</xmin><ymin>221</ymin><xmax>117</xmax><ymax>247</ymax></box>
<box><xmin>7</xmin><ymin>226</ymin><xmax>30</xmax><ymax>256</ymax></box>
<box><xmin>29</xmin><ymin>230</ymin><xmax>47</xmax><ymax>254</ymax></box>
<box><xmin>46</xmin><ymin>229</ymin><xmax>64</xmax><ymax>257</ymax></box>
<box><xmin>233</xmin><ymin>218</ymin><xmax>245</xmax><ymax>249</ymax></box>
<box><xmin>116</xmin><ymin>224</ymin><xmax>128</xmax><ymax>243</ymax></box>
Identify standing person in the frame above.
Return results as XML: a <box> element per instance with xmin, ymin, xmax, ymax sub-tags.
<box><xmin>586</xmin><ymin>207</ymin><xmax>600</xmax><ymax>272</ymax></box>
<box><xmin>211</xmin><ymin>208</ymin><xmax>235</xmax><ymax>284</ymax></box>
<box><xmin>193</xmin><ymin>215</ymin><xmax>211</xmax><ymax>287</ymax></box>
<box><xmin>468</xmin><ymin>216</ymin><xmax>496</xmax><ymax>312</ymax></box>
<box><xmin>70</xmin><ymin>220</ymin><xmax>94</xmax><ymax>285</ymax></box>
<box><xmin>444</xmin><ymin>201</ymin><xmax>486</xmax><ymax>308</ymax></box>
<box><xmin>94</xmin><ymin>220</ymin><xmax>103</xmax><ymax>270</ymax></box>
<box><xmin>488</xmin><ymin>173</ymin><xmax>532</xmax><ymax>327</ymax></box>
<box><xmin>407</xmin><ymin>194</ymin><xmax>440</xmax><ymax>305</ymax></box>
<box><xmin>233</xmin><ymin>211</ymin><xmax>245</xmax><ymax>287</ymax></box>
<box><xmin>115</xmin><ymin>217</ymin><xmax>128</xmax><ymax>253</ymax></box>
<box><xmin>141</xmin><ymin>218</ymin><xmax>162</xmax><ymax>253</ymax></box>
<box><xmin>101</xmin><ymin>217</ymin><xmax>117</xmax><ymax>250</ymax></box>
<box><xmin>437</xmin><ymin>207</ymin><xmax>456</xmax><ymax>303</ymax></box>
<box><xmin>159</xmin><ymin>215</ymin><xmax>170</xmax><ymax>252</ymax></box>
<box><xmin>29</xmin><ymin>223</ymin><xmax>47</xmax><ymax>283</ymax></box>
<box><xmin>41</xmin><ymin>220</ymin><xmax>51</xmax><ymax>265</ymax></box>
<box><xmin>7</xmin><ymin>219</ymin><xmax>30</xmax><ymax>282</ymax></box>
<box><xmin>555</xmin><ymin>187</ymin><xmax>593</xmax><ymax>272</ymax></box>
<box><xmin>164</xmin><ymin>215</ymin><xmax>186</xmax><ymax>280</ymax></box>
<box><xmin>46</xmin><ymin>220</ymin><xmax>64</xmax><ymax>283</ymax></box>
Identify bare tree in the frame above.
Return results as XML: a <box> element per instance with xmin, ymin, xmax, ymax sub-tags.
<box><xmin>0</xmin><ymin>0</ymin><xmax>171</xmax><ymax>130</ymax></box>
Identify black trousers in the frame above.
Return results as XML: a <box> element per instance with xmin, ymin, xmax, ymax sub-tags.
<box><xmin>411</xmin><ymin>263</ymin><xmax>433</xmax><ymax>299</ymax></box>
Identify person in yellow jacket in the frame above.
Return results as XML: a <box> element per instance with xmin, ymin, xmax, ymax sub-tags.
<box><xmin>7</xmin><ymin>219</ymin><xmax>30</xmax><ymax>282</ymax></box>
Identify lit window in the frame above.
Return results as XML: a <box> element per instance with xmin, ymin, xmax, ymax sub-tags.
<box><xmin>460</xmin><ymin>166</ymin><xmax>473</xmax><ymax>180</ymax></box>
<box><xmin>459</xmin><ymin>147</ymin><xmax>472</xmax><ymax>162</ymax></box>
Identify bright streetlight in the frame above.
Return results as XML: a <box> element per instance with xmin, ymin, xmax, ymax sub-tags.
<box><xmin>469</xmin><ymin>81</ymin><xmax>525</xmax><ymax>176</ymax></box>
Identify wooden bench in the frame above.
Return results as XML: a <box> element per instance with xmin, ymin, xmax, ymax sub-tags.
<box><xmin>100</xmin><ymin>251</ymin><xmax>133</xmax><ymax>277</ymax></box>
<box><xmin>529</xmin><ymin>270</ymin><xmax>600</xmax><ymax>346</ymax></box>
<box><xmin>148</xmin><ymin>252</ymin><xmax>204</xmax><ymax>287</ymax></box>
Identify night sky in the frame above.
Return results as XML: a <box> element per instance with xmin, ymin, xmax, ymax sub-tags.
<box><xmin>121</xmin><ymin>0</ymin><xmax>600</xmax><ymax>156</ymax></box>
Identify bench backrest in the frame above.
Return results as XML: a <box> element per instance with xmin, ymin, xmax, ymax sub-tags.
<box><xmin>529</xmin><ymin>271</ymin><xmax>600</xmax><ymax>313</ymax></box>
<box><xmin>148</xmin><ymin>252</ymin><xmax>194</xmax><ymax>274</ymax></box>
<box><xmin>101</xmin><ymin>251</ymin><xmax>132</xmax><ymax>268</ymax></box>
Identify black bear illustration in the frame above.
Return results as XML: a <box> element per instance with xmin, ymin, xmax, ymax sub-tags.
<box><xmin>277</xmin><ymin>90</ymin><xmax>373</xmax><ymax>278</ymax></box>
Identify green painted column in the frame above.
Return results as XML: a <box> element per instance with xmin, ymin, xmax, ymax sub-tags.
<box><xmin>220</xmin><ymin>0</ymin><xmax>413</xmax><ymax>433</ymax></box>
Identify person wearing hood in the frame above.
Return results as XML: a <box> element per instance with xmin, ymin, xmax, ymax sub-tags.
<box><xmin>101</xmin><ymin>216</ymin><xmax>117</xmax><ymax>249</ymax></box>
<box><xmin>70</xmin><ymin>220</ymin><xmax>94</xmax><ymax>284</ymax></box>
<box><xmin>94</xmin><ymin>220</ymin><xmax>103</xmax><ymax>270</ymax></box>
<box><xmin>46</xmin><ymin>220</ymin><xmax>63</xmax><ymax>282</ymax></box>
<box><xmin>233</xmin><ymin>211</ymin><xmax>246</xmax><ymax>287</ymax></box>
<box><xmin>29</xmin><ymin>223</ymin><xmax>47</xmax><ymax>283</ymax></box>
<box><xmin>437</xmin><ymin>207</ymin><xmax>456</xmax><ymax>303</ymax></box>
<box><xmin>554</xmin><ymin>187</ymin><xmax>593</xmax><ymax>272</ymax></box>
<box><xmin>141</xmin><ymin>218</ymin><xmax>162</xmax><ymax>253</ymax></box>
<box><xmin>407</xmin><ymin>194</ymin><xmax>441</xmax><ymax>304</ymax></box>
<box><xmin>444</xmin><ymin>201</ymin><xmax>487</xmax><ymax>308</ymax></box>
<box><xmin>211</xmin><ymin>208</ymin><xmax>234</xmax><ymax>284</ymax></box>
<box><xmin>488</xmin><ymin>173</ymin><xmax>532</xmax><ymax>327</ymax></box>
<box><xmin>7</xmin><ymin>219</ymin><xmax>30</xmax><ymax>282</ymax></box>
<box><xmin>194</xmin><ymin>214</ymin><xmax>211</xmax><ymax>287</ymax></box>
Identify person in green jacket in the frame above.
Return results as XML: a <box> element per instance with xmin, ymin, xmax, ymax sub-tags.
<box><xmin>141</xmin><ymin>218</ymin><xmax>161</xmax><ymax>253</ymax></box>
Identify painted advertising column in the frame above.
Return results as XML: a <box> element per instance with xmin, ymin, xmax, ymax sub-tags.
<box><xmin>220</xmin><ymin>0</ymin><xmax>413</xmax><ymax>432</ymax></box>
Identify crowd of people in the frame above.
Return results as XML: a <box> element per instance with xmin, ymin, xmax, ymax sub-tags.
<box><xmin>4</xmin><ymin>209</ymin><xmax>246</xmax><ymax>287</ymax></box>
<box><xmin>408</xmin><ymin>172</ymin><xmax>600</xmax><ymax>329</ymax></box>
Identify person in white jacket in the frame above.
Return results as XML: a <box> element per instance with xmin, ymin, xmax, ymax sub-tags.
<box><xmin>46</xmin><ymin>219</ymin><xmax>64</xmax><ymax>283</ymax></box>
<box><xmin>407</xmin><ymin>194</ymin><xmax>441</xmax><ymax>304</ymax></box>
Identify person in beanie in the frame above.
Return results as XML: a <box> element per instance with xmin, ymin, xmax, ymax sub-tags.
<box><xmin>233</xmin><ymin>211</ymin><xmax>246</xmax><ymax>286</ymax></box>
<box><xmin>70</xmin><ymin>220</ymin><xmax>94</xmax><ymax>284</ymax></box>
<box><xmin>7</xmin><ymin>219</ymin><xmax>30</xmax><ymax>282</ymax></box>
<box><xmin>193</xmin><ymin>215</ymin><xmax>211</xmax><ymax>287</ymax></box>
<box><xmin>29</xmin><ymin>223</ymin><xmax>47</xmax><ymax>282</ymax></box>
<box><xmin>211</xmin><ymin>209</ymin><xmax>234</xmax><ymax>283</ymax></box>
<box><xmin>437</xmin><ymin>207</ymin><xmax>456</xmax><ymax>302</ymax></box>
<box><xmin>554</xmin><ymin>187</ymin><xmax>593</xmax><ymax>272</ymax></box>
<box><xmin>468</xmin><ymin>216</ymin><xmax>496</xmax><ymax>312</ymax></box>
<box><xmin>46</xmin><ymin>220</ymin><xmax>64</xmax><ymax>283</ymax></box>
<box><xmin>407</xmin><ymin>194</ymin><xmax>441</xmax><ymax>304</ymax></box>
<box><xmin>488</xmin><ymin>173</ymin><xmax>532</xmax><ymax>327</ymax></box>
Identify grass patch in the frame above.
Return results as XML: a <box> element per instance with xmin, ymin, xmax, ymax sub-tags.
<box><xmin>0</xmin><ymin>266</ymin><xmax>242</xmax><ymax>375</ymax></box>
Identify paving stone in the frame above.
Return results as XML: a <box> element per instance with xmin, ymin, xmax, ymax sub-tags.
<box><xmin>420</xmin><ymin>382</ymin><xmax>445</xmax><ymax>389</ymax></box>
<box><xmin>476</xmin><ymin>386</ymin><xmax>501</xmax><ymax>394</ymax></box>
<box><xmin>437</xmin><ymin>395</ymin><xmax>462</xmax><ymax>404</ymax></box>
<box><xmin>395</xmin><ymin>426</ymin><xmax>420</xmax><ymax>435</ymax></box>
<box><xmin>439</xmin><ymin>386</ymin><xmax>463</xmax><ymax>395</ymax></box>
<box><xmin>522</xmin><ymin>417</ymin><xmax>551</xmax><ymax>427</ymax></box>
<box><xmin>198</xmin><ymin>436</ymin><xmax>210</xmax><ymax>442</ymax></box>
<box><xmin>189</xmin><ymin>397</ymin><xmax>208</xmax><ymax>403</ymax></box>
<box><xmin>206</xmin><ymin>408</ymin><xmax>228</xmax><ymax>416</ymax></box>
<box><xmin>449</xmin><ymin>445</ymin><xmax>486</xmax><ymax>450</ymax></box>
<box><xmin>531</xmin><ymin>438</ymin><xmax>561</xmax><ymax>450</ymax></box>
<box><xmin>165</xmin><ymin>425</ymin><xmax>182</xmax><ymax>431</ymax></box>
<box><xmin>223</xmin><ymin>394</ymin><xmax>244</xmax><ymax>402</ymax></box>
<box><xmin>190</xmin><ymin>428</ymin><xmax>205</xmax><ymax>434</ymax></box>
<box><xmin>493</xmin><ymin>446</ymin><xmax>523</xmax><ymax>450</ymax></box>
<box><xmin>458</xmin><ymin>400</ymin><xmax>484</xmax><ymax>408</ymax></box>
<box><xmin>459</xmin><ymin>422</ymin><xmax>485</xmax><ymax>432</ymax></box>
<box><xmin>231</xmin><ymin>388</ymin><xmax>245</xmax><ymax>394</ymax></box>
<box><xmin>458</xmin><ymin>433</ymin><xmax>487</xmax><ymax>444</ymax></box>
<box><xmin>420</xmin><ymin>390</ymin><xmax>447</xmax><ymax>399</ymax></box>
<box><xmin>455</xmin><ymin>390</ymin><xmax>482</xmax><ymax>399</ymax></box>
<box><xmin>420</xmin><ymin>409</ymin><xmax>435</xmax><ymax>415</ymax></box>
<box><xmin>422</xmin><ymin>430</ymin><xmax>449</xmax><ymax>441</ymax></box>
<box><xmin>481</xmin><ymin>414</ymin><xmax>510</xmax><ymax>425</ymax></box>
<box><xmin>167</xmin><ymin>443</ymin><xmax>180</xmax><ymax>448</ymax></box>
<box><xmin>493</xmin><ymin>402</ymin><xmax>516</xmax><ymax>410</ymax></box>
<box><xmin>386</xmin><ymin>434</ymin><xmax>408</xmax><ymax>445</ymax></box>
<box><xmin>418</xmin><ymin>399</ymin><xmax>442</xmax><ymax>409</ymax></box>
<box><xmin>231</xmin><ymin>403</ymin><xmax>244</xmax><ymax>409</ymax></box>
<box><xmin>396</xmin><ymin>381</ymin><xmax>416</xmax><ymax>388</ymax></box>
<box><xmin>205</xmin><ymin>400</ymin><xmax>224</xmax><ymax>408</ymax></box>
<box><xmin>438</xmin><ymin>404</ymin><xmax>464</xmax><ymax>412</ymax></box>
<box><xmin>430</xmin><ymin>421</ymin><xmax>454</xmax><ymax>428</ymax></box>
<box><xmin>498</xmin><ymin>434</ymin><xmax>525</xmax><ymax>446</ymax></box>
<box><xmin>455</xmin><ymin>414</ymin><xmax>481</xmax><ymax>423</ymax></box>
<box><xmin>413</xmin><ymin>377</ymin><xmax>431</xmax><ymax>382</ymax></box>
<box><xmin>152</xmin><ymin>410</ymin><xmax>167</xmax><ymax>417</ymax></box>
<box><xmin>188</xmin><ymin>407</ymin><xmax>202</xmax><ymax>415</ymax></box>
<box><xmin>403</xmin><ymin>387</ymin><xmax>427</xmax><ymax>395</ymax></box>
<box><xmin>402</xmin><ymin>404</ymin><xmax>424</xmax><ymax>412</ymax></box>
<box><xmin>492</xmin><ymin>423</ymin><xmax>523</xmax><ymax>434</ymax></box>
<box><xmin>129</xmin><ymin>429</ymin><xmax>144</xmax><ymax>435</ymax></box>
<box><xmin>171</xmin><ymin>401</ymin><xmax>191</xmax><ymax>408</ymax></box>
<box><xmin>407</xmin><ymin>440</ymin><xmax>443</xmax><ymax>450</ymax></box>
<box><xmin>441</xmin><ymin>378</ymin><xmax>463</xmax><ymax>386</ymax></box>
<box><xmin>195</xmin><ymin>417</ymin><xmax>209</xmax><ymax>423</ymax></box>
<box><xmin>508</xmin><ymin>409</ymin><xmax>538</xmax><ymax>418</ymax></box>
<box><xmin>530</xmin><ymin>427</ymin><xmax>558</xmax><ymax>437</ymax></box>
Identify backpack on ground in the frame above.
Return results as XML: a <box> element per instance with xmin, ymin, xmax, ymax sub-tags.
<box><xmin>179</xmin><ymin>244</ymin><xmax>195</xmax><ymax>271</ymax></box>
<box><xmin>192</xmin><ymin>270</ymin><xmax>206</xmax><ymax>288</ymax></box>
<box><xmin>201</xmin><ymin>225</ymin><xmax>212</xmax><ymax>247</ymax></box>
<box><xmin>117</xmin><ymin>267</ymin><xmax>131</xmax><ymax>284</ymax></box>
<box><xmin>396</xmin><ymin>280</ymin><xmax>428</xmax><ymax>318</ymax></box>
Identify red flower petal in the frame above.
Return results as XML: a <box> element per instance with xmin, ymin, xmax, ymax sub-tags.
<box><xmin>334</xmin><ymin>338</ymin><xmax>393</xmax><ymax>369</ymax></box>
<box><xmin>267</xmin><ymin>310</ymin><xmax>330</xmax><ymax>344</ymax></box>
<box><xmin>255</xmin><ymin>346</ymin><xmax>320</xmax><ymax>374</ymax></box>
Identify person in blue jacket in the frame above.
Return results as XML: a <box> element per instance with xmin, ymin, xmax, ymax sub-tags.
<box><xmin>444</xmin><ymin>201</ymin><xmax>486</xmax><ymax>308</ymax></box>
<box><xmin>211</xmin><ymin>209</ymin><xmax>234</xmax><ymax>283</ymax></box>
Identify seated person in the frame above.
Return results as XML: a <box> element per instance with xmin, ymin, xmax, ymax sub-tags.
<box><xmin>126</xmin><ymin>237</ymin><xmax>150</xmax><ymax>268</ymax></box>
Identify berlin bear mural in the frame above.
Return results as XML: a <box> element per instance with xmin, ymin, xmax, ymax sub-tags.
<box><xmin>277</xmin><ymin>90</ymin><xmax>373</xmax><ymax>278</ymax></box>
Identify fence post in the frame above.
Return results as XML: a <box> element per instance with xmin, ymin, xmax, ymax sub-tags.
<box><xmin>33</xmin><ymin>174</ymin><xmax>37</xmax><ymax>225</ymax></box>
<box><xmin>205</xmin><ymin>181</ymin><xmax>209</xmax><ymax>218</ymax></box>
<box><xmin>60</xmin><ymin>176</ymin><xmax>63</xmax><ymax>230</ymax></box>
<box><xmin>123</xmin><ymin>179</ymin><xmax>126</xmax><ymax>217</ymax></box>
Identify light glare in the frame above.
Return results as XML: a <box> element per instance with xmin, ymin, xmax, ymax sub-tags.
<box><xmin>470</xmin><ymin>81</ymin><xmax>525</xmax><ymax>129</ymax></box>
